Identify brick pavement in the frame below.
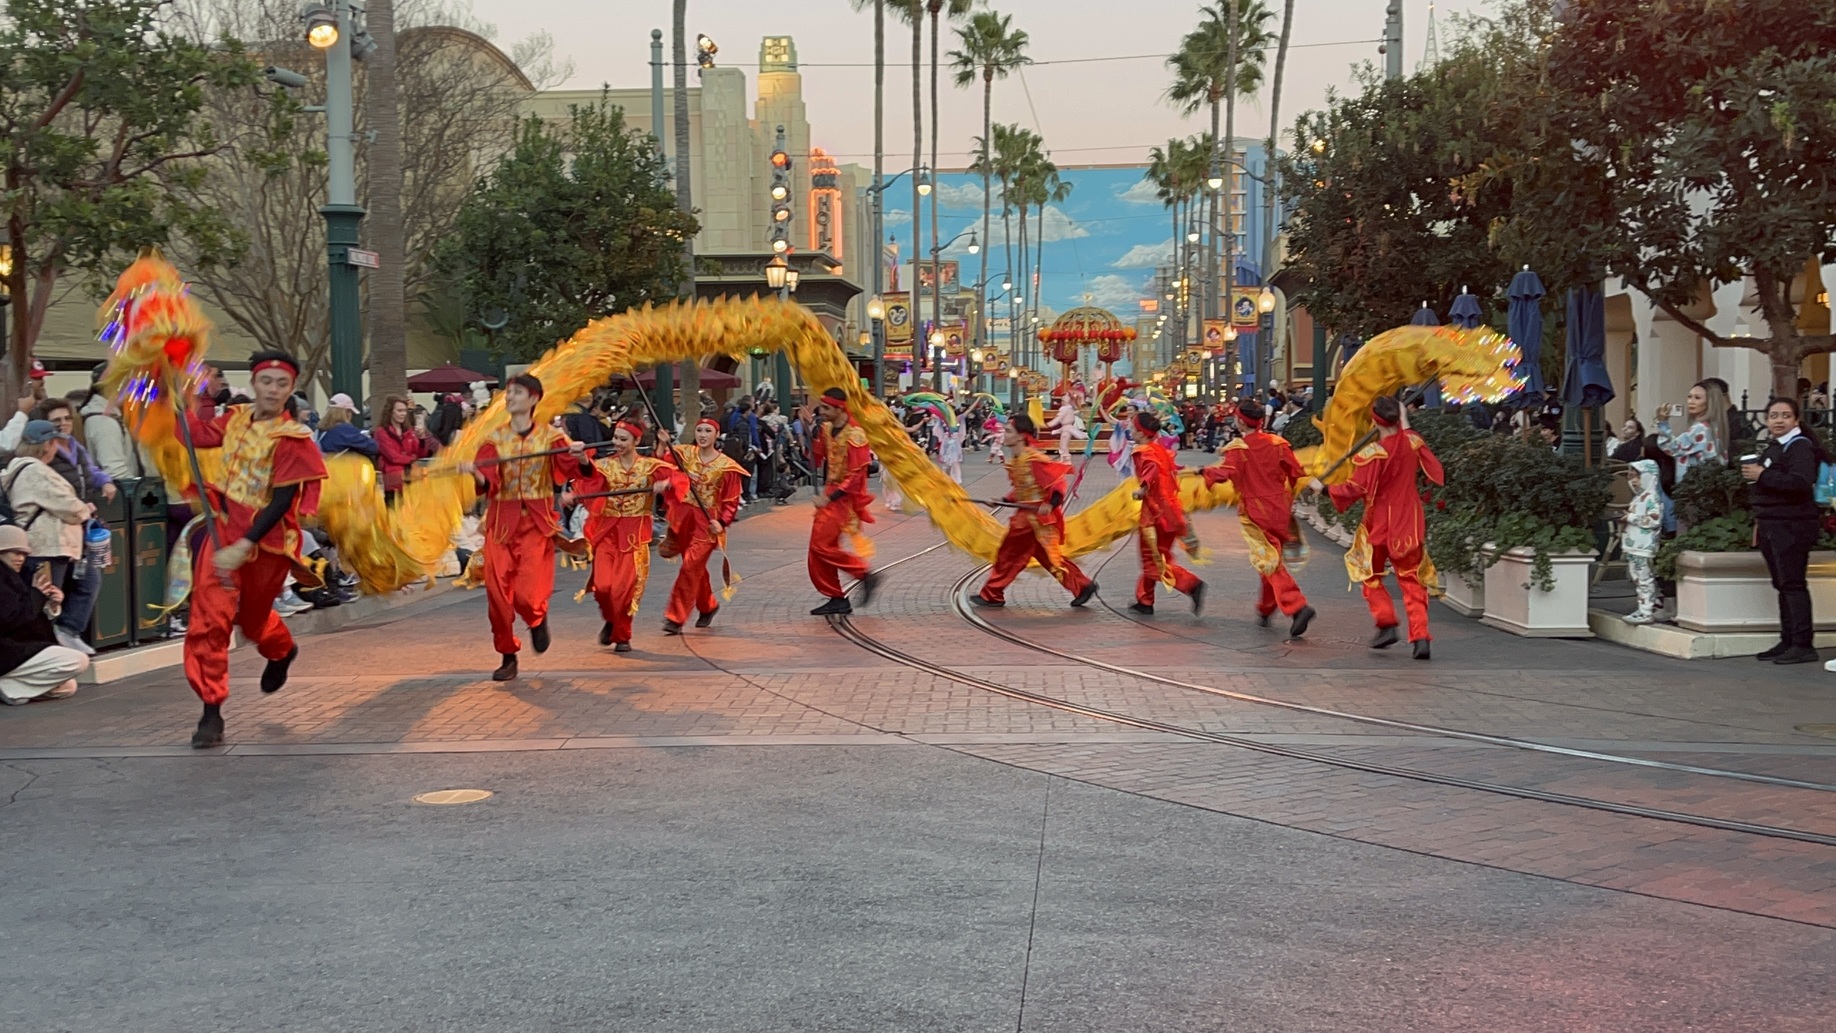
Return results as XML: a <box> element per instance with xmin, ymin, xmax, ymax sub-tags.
<box><xmin>4</xmin><ymin>454</ymin><xmax>1834</xmax><ymax>926</ymax></box>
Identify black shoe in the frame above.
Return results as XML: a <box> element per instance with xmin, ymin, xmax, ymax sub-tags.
<box><xmin>1370</xmin><ymin>626</ymin><xmax>1400</xmax><ymax>650</ymax></box>
<box><xmin>970</xmin><ymin>593</ymin><xmax>1004</xmax><ymax>608</ymax></box>
<box><xmin>491</xmin><ymin>654</ymin><xmax>518</xmax><ymax>682</ymax></box>
<box><xmin>190</xmin><ymin>706</ymin><xmax>224</xmax><ymax>749</ymax></box>
<box><xmin>598</xmin><ymin>622</ymin><xmax>613</xmax><ymax>647</ymax></box>
<box><xmin>662</xmin><ymin>620</ymin><xmax>683</xmax><ymax>635</ymax></box>
<box><xmin>530</xmin><ymin>622</ymin><xmax>551</xmax><ymax>654</ymax></box>
<box><xmin>1189</xmin><ymin>581</ymin><xmax>1207</xmax><ymax>616</ymax></box>
<box><xmin>696</xmin><ymin>607</ymin><xmax>718</xmax><ymax>628</ymax></box>
<box><xmin>614</xmin><ymin>641</ymin><xmax>632</xmax><ymax>653</ymax></box>
<box><xmin>1257</xmin><ymin>612</ymin><xmax>1272</xmax><ymax>628</ymax></box>
<box><xmin>260</xmin><ymin>646</ymin><xmax>298</xmax><ymax>694</ymax></box>
<box><xmin>1289</xmin><ymin>606</ymin><xmax>1316</xmax><ymax>639</ymax></box>
<box><xmin>1755</xmin><ymin>642</ymin><xmax>1789</xmax><ymax>661</ymax></box>
<box><xmin>1772</xmin><ymin>646</ymin><xmax>1820</xmax><ymax>665</ymax></box>
<box><xmin>811</xmin><ymin>597</ymin><xmax>853</xmax><ymax>616</ymax></box>
<box><xmin>1128</xmin><ymin>602</ymin><xmax>1154</xmax><ymax>616</ymax></box>
<box><xmin>1071</xmin><ymin>583</ymin><xmax>1098</xmax><ymax>608</ymax></box>
<box><xmin>856</xmin><ymin>571</ymin><xmax>882</xmax><ymax>607</ymax></box>
<box><xmin>1412</xmin><ymin>638</ymin><xmax>1432</xmax><ymax>661</ymax></box>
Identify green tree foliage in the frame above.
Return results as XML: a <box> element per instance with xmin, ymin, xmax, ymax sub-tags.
<box><xmin>433</xmin><ymin>98</ymin><xmax>696</xmax><ymax>362</ymax></box>
<box><xmin>1</xmin><ymin>0</ymin><xmax>255</xmax><ymax>391</ymax></box>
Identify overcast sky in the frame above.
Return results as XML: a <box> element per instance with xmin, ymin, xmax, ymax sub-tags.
<box><xmin>485</xmin><ymin>0</ymin><xmax>1493</xmax><ymax>169</ymax></box>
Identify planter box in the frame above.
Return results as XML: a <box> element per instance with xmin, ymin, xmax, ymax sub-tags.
<box><xmin>1674</xmin><ymin>550</ymin><xmax>1836</xmax><ymax>634</ymax></box>
<box><xmin>1440</xmin><ymin>571</ymin><xmax>1485</xmax><ymax>618</ymax></box>
<box><xmin>1479</xmin><ymin>546</ymin><xmax>1595</xmax><ymax>638</ymax></box>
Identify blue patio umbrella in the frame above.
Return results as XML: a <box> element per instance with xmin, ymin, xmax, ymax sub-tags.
<box><xmin>1506</xmin><ymin>266</ymin><xmax>1547</xmax><ymax>408</ymax></box>
<box><xmin>1448</xmin><ymin>287</ymin><xmax>1484</xmax><ymax>330</ymax></box>
<box><xmin>1561</xmin><ymin>286</ymin><xmax>1612</xmax><ymax>409</ymax></box>
<box><xmin>1410</xmin><ymin>303</ymin><xmax>1444</xmax><ymax>407</ymax></box>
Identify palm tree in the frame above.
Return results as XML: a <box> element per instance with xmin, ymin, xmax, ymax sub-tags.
<box><xmin>1030</xmin><ymin>158</ymin><xmax>1069</xmax><ymax>331</ymax></box>
<box><xmin>363</xmin><ymin>0</ymin><xmax>406</xmax><ymax>411</ymax></box>
<box><xmin>949</xmin><ymin>9</ymin><xmax>1030</xmax><ymax>358</ymax></box>
<box><xmin>850</xmin><ymin>0</ymin><xmax>890</xmax><ymax>392</ymax></box>
<box><xmin>672</xmin><ymin>0</ymin><xmax>698</xmax><ymax>419</ymax></box>
<box><xmin>1261</xmin><ymin>0</ymin><xmax>1295</xmax><ymax>391</ymax></box>
<box><xmin>925</xmin><ymin>0</ymin><xmax>974</xmax><ymax>387</ymax></box>
<box><xmin>982</xmin><ymin>123</ymin><xmax>1031</xmax><ymax>365</ymax></box>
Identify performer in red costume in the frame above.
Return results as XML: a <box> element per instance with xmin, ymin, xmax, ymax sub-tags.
<box><xmin>574</xmin><ymin>421</ymin><xmax>675</xmax><ymax>652</ymax></box>
<box><xmin>1128</xmin><ymin>410</ymin><xmax>1205</xmax><ymax>615</ymax></box>
<box><xmin>182</xmin><ymin>351</ymin><xmax>327</xmax><ymax>748</ymax></box>
<box><xmin>808</xmin><ymin>387</ymin><xmax>881</xmax><ymax>616</ymax></box>
<box><xmin>459</xmin><ymin>373</ymin><xmax>573</xmax><ymax>681</ymax></box>
<box><xmin>659</xmin><ymin>418</ymin><xmax>746</xmax><ymax>635</ymax></box>
<box><xmin>1201</xmin><ymin>397</ymin><xmax>1316</xmax><ymax>637</ymax></box>
<box><xmin>1313</xmin><ymin>395</ymin><xmax>1444</xmax><ymax>660</ymax></box>
<box><xmin>971</xmin><ymin>413</ymin><xmax>1099</xmax><ymax>608</ymax></box>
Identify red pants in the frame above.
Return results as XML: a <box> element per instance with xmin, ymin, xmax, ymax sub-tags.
<box><xmin>665</xmin><ymin>530</ymin><xmax>719</xmax><ymax>625</ymax></box>
<box><xmin>980</xmin><ymin>517</ymin><xmax>1091</xmax><ymax>604</ymax></box>
<box><xmin>1363</xmin><ymin>543</ymin><xmax>1431</xmax><ymax>642</ymax></box>
<box><xmin>1247</xmin><ymin>524</ymin><xmax>1308</xmax><ymax>617</ymax></box>
<box><xmin>1136</xmin><ymin>528</ymin><xmax>1201</xmax><ymax>606</ymax></box>
<box><xmin>184</xmin><ymin>540</ymin><xmax>295</xmax><ymax>706</ymax></box>
<box><xmin>590</xmin><ymin>545</ymin><xmax>647</xmax><ymax>644</ymax></box>
<box><xmin>485</xmin><ymin>522</ymin><xmax>556</xmax><ymax>654</ymax></box>
<box><xmin>809</xmin><ymin>502</ymin><xmax>870</xmax><ymax>598</ymax></box>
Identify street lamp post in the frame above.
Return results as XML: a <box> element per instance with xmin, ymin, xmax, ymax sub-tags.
<box><xmin>301</xmin><ymin>2</ymin><xmax>372</xmax><ymax>403</ymax></box>
<box><xmin>865</xmin><ymin>293</ymin><xmax>886</xmax><ymax>396</ymax></box>
<box><xmin>926</xmin><ymin>226</ymin><xmax>979</xmax><ymax>392</ymax></box>
<box><xmin>648</xmin><ymin>28</ymin><xmax>675</xmax><ymax>430</ymax></box>
<box><xmin>865</xmin><ymin>166</ymin><xmax>929</xmax><ymax>387</ymax></box>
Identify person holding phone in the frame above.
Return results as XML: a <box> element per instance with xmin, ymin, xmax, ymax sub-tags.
<box><xmin>1744</xmin><ymin>398</ymin><xmax>1825</xmax><ymax>665</ymax></box>
<box><xmin>0</xmin><ymin>524</ymin><xmax>88</xmax><ymax>704</ymax></box>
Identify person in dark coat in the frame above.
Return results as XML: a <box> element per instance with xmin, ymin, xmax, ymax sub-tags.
<box><xmin>0</xmin><ymin>524</ymin><xmax>88</xmax><ymax>704</ymax></box>
<box><xmin>1744</xmin><ymin>397</ymin><xmax>1826</xmax><ymax>665</ymax></box>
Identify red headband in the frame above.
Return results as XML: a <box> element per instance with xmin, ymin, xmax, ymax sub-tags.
<box><xmin>1237</xmin><ymin>408</ymin><xmax>1263</xmax><ymax>428</ymax></box>
<box><xmin>250</xmin><ymin>358</ymin><xmax>297</xmax><ymax>379</ymax></box>
<box><xmin>1370</xmin><ymin>409</ymin><xmax>1398</xmax><ymax>428</ymax></box>
<box><xmin>616</xmin><ymin>421</ymin><xmax>645</xmax><ymax>440</ymax></box>
<box><xmin>696</xmin><ymin>418</ymin><xmax>720</xmax><ymax>431</ymax></box>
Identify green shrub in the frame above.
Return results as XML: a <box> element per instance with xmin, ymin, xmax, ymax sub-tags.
<box><xmin>1654</xmin><ymin>511</ymin><xmax>1751</xmax><ymax>581</ymax></box>
<box><xmin>1671</xmin><ymin>461</ymin><xmax>1747</xmax><ymax>527</ymax></box>
<box><xmin>1426</xmin><ymin>433</ymin><xmax>1612</xmax><ymax>590</ymax></box>
<box><xmin>1281</xmin><ymin>413</ymin><xmax>1323</xmax><ymax>449</ymax></box>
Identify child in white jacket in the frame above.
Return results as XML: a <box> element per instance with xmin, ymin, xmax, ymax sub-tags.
<box><xmin>1622</xmin><ymin>459</ymin><xmax>1664</xmax><ymax>623</ymax></box>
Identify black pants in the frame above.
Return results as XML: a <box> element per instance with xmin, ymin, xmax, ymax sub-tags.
<box><xmin>1758</xmin><ymin>517</ymin><xmax>1820</xmax><ymax>648</ymax></box>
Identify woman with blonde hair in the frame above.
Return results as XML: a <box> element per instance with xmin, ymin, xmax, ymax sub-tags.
<box><xmin>1656</xmin><ymin>379</ymin><xmax>1730</xmax><ymax>475</ymax></box>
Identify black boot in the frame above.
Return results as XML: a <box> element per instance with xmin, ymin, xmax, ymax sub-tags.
<box><xmin>1772</xmin><ymin>646</ymin><xmax>1820</xmax><ymax>665</ymax></box>
<box><xmin>1289</xmin><ymin>606</ymin><xmax>1316</xmax><ymax>639</ymax></box>
<box><xmin>530</xmin><ymin>622</ymin><xmax>551</xmax><ymax>654</ymax></box>
<box><xmin>1370</xmin><ymin>625</ymin><xmax>1400</xmax><ymax>650</ymax></box>
<box><xmin>1755</xmin><ymin>642</ymin><xmax>1789</xmax><ymax>661</ymax></box>
<box><xmin>1412</xmin><ymin>638</ymin><xmax>1432</xmax><ymax>661</ymax></box>
<box><xmin>695</xmin><ymin>607</ymin><xmax>718</xmax><ymax>628</ymax></box>
<box><xmin>260</xmin><ymin>645</ymin><xmax>299</xmax><ymax>694</ymax></box>
<box><xmin>614</xmin><ymin>641</ymin><xmax>632</xmax><ymax>653</ymax></box>
<box><xmin>1128</xmin><ymin>602</ymin><xmax>1154</xmax><ymax>616</ymax></box>
<box><xmin>1257</xmin><ymin>612</ymin><xmax>1272</xmax><ymax>628</ymax></box>
<box><xmin>598</xmin><ymin>622</ymin><xmax>613</xmax><ymax>646</ymax></box>
<box><xmin>856</xmin><ymin>571</ymin><xmax>882</xmax><ymax>607</ymax></box>
<box><xmin>810</xmin><ymin>597</ymin><xmax>853</xmax><ymax>616</ymax></box>
<box><xmin>190</xmin><ymin>703</ymin><xmax>224</xmax><ymax>749</ymax></box>
<box><xmin>491</xmin><ymin>654</ymin><xmax>519</xmax><ymax>682</ymax></box>
<box><xmin>662</xmin><ymin>620</ymin><xmax>683</xmax><ymax>635</ymax></box>
<box><xmin>1189</xmin><ymin>581</ymin><xmax>1208</xmax><ymax>616</ymax></box>
<box><xmin>969</xmin><ymin>593</ymin><xmax>1004</xmax><ymax>608</ymax></box>
<box><xmin>1071</xmin><ymin>583</ymin><xmax>1098</xmax><ymax>608</ymax></box>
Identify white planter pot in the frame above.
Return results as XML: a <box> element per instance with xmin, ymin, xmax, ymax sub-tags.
<box><xmin>1440</xmin><ymin>570</ymin><xmax>1485</xmax><ymax>618</ymax></box>
<box><xmin>1479</xmin><ymin>545</ymin><xmax>1595</xmax><ymax>638</ymax></box>
<box><xmin>1674</xmin><ymin>550</ymin><xmax>1836</xmax><ymax>633</ymax></box>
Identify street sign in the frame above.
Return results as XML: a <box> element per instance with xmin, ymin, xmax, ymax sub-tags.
<box><xmin>346</xmin><ymin>248</ymin><xmax>380</xmax><ymax>269</ymax></box>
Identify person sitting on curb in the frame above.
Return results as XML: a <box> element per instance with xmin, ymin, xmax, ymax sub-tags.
<box><xmin>0</xmin><ymin>524</ymin><xmax>88</xmax><ymax>705</ymax></box>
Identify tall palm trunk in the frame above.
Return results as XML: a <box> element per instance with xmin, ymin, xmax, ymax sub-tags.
<box><xmin>673</xmin><ymin>0</ymin><xmax>698</xmax><ymax>423</ymax></box>
<box><xmin>1263</xmin><ymin>0</ymin><xmax>1294</xmax><ymax>391</ymax></box>
<box><xmin>872</xmin><ymin>0</ymin><xmax>885</xmax><ymax>394</ymax></box>
<box><xmin>978</xmin><ymin>70</ymin><xmax>992</xmax><ymax>360</ymax></box>
<box><xmin>910</xmin><ymin>7</ymin><xmax>923</xmax><ymax>387</ymax></box>
<box><xmin>1001</xmin><ymin>179</ymin><xmax>1014</xmax><ymax>365</ymax></box>
<box><xmin>363</xmin><ymin>0</ymin><xmax>406</xmax><ymax>411</ymax></box>
<box><xmin>1222</xmin><ymin>0</ymin><xmax>1240</xmax><ymax>401</ymax></box>
<box><xmin>1016</xmin><ymin>197</ymin><xmax>1029</xmax><ymax>369</ymax></box>
<box><xmin>927</xmin><ymin>5</ymin><xmax>944</xmax><ymax>392</ymax></box>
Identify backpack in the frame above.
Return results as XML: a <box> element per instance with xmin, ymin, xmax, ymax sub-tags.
<box><xmin>1816</xmin><ymin>461</ymin><xmax>1836</xmax><ymax>507</ymax></box>
<box><xmin>0</xmin><ymin>464</ymin><xmax>46</xmax><ymax>530</ymax></box>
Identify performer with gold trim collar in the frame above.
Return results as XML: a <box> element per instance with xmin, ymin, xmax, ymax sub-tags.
<box><xmin>1200</xmin><ymin>397</ymin><xmax>1316</xmax><ymax>637</ymax></box>
<box><xmin>1311</xmin><ymin>395</ymin><xmax>1444</xmax><ymax>660</ymax></box>
<box><xmin>659</xmin><ymin>418</ymin><xmax>746</xmax><ymax>635</ymax></box>
<box><xmin>971</xmin><ymin>413</ymin><xmax>1098</xmax><ymax>608</ymax></box>
<box><xmin>181</xmin><ymin>351</ymin><xmax>327</xmax><ymax>748</ymax></box>
<box><xmin>574</xmin><ymin>420</ymin><xmax>676</xmax><ymax>652</ymax></box>
<box><xmin>1128</xmin><ymin>410</ymin><xmax>1206</xmax><ymax>616</ymax></box>
<box><xmin>458</xmin><ymin>373</ymin><xmax>574</xmax><ymax>682</ymax></box>
<box><xmin>808</xmin><ymin>387</ymin><xmax>881</xmax><ymax>616</ymax></box>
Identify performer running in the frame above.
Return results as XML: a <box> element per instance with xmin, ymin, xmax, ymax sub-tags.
<box><xmin>1129</xmin><ymin>411</ymin><xmax>1205</xmax><ymax>615</ymax></box>
<box><xmin>181</xmin><ymin>351</ymin><xmax>327</xmax><ymax>748</ymax></box>
<box><xmin>659</xmin><ymin>418</ymin><xmax>746</xmax><ymax>635</ymax></box>
<box><xmin>971</xmin><ymin>414</ymin><xmax>1098</xmax><ymax>609</ymax></box>
<box><xmin>1312</xmin><ymin>395</ymin><xmax>1444</xmax><ymax>659</ymax></box>
<box><xmin>459</xmin><ymin>374</ymin><xmax>572</xmax><ymax>681</ymax></box>
<box><xmin>1201</xmin><ymin>398</ymin><xmax>1316</xmax><ymax>637</ymax></box>
<box><xmin>808</xmin><ymin>387</ymin><xmax>881</xmax><ymax>616</ymax></box>
<box><xmin>575</xmin><ymin>421</ymin><xmax>675</xmax><ymax>652</ymax></box>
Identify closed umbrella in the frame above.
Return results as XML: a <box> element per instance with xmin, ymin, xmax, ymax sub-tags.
<box><xmin>1448</xmin><ymin>287</ymin><xmax>1484</xmax><ymax>330</ymax></box>
<box><xmin>1410</xmin><ymin>303</ymin><xmax>1444</xmax><ymax>407</ymax></box>
<box><xmin>1561</xmin><ymin>285</ymin><xmax>1613</xmax><ymax>464</ymax></box>
<box><xmin>1506</xmin><ymin>267</ymin><xmax>1547</xmax><ymax>408</ymax></box>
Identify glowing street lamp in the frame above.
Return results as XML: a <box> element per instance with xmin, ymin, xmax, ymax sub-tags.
<box><xmin>304</xmin><ymin>4</ymin><xmax>339</xmax><ymax>47</ymax></box>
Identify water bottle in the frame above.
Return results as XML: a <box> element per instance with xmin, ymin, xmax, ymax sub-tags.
<box><xmin>85</xmin><ymin>522</ymin><xmax>113</xmax><ymax>572</ymax></box>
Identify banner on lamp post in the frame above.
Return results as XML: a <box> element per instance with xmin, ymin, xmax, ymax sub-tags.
<box><xmin>1202</xmin><ymin>319</ymin><xmax>1229</xmax><ymax>350</ymax></box>
<box><xmin>884</xmin><ymin>291</ymin><xmax>913</xmax><ymax>357</ymax></box>
<box><xmin>1231</xmin><ymin>288</ymin><xmax>1261</xmax><ymax>328</ymax></box>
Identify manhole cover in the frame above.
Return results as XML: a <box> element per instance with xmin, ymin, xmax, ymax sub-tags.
<box><xmin>412</xmin><ymin>789</ymin><xmax>494</xmax><ymax>805</ymax></box>
<box><xmin>1795</xmin><ymin>724</ymin><xmax>1836</xmax><ymax>740</ymax></box>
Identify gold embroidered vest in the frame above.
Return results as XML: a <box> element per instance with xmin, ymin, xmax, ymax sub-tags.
<box><xmin>218</xmin><ymin>408</ymin><xmax>313</xmax><ymax>510</ymax></box>
<box><xmin>591</xmin><ymin>455</ymin><xmax>667</xmax><ymax>516</ymax></box>
<box><xmin>486</xmin><ymin>423</ymin><xmax>563</xmax><ymax>501</ymax></box>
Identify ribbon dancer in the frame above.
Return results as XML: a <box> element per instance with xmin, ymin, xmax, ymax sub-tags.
<box><xmin>574</xmin><ymin>421</ymin><xmax>674</xmax><ymax>652</ymax></box>
<box><xmin>808</xmin><ymin>387</ymin><xmax>882</xmax><ymax>616</ymax></box>
<box><xmin>181</xmin><ymin>352</ymin><xmax>327</xmax><ymax>748</ymax></box>
<box><xmin>660</xmin><ymin>418</ymin><xmax>746</xmax><ymax>635</ymax></box>
<box><xmin>459</xmin><ymin>374</ymin><xmax>573</xmax><ymax>681</ymax></box>
<box><xmin>970</xmin><ymin>414</ymin><xmax>1098</xmax><ymax>609</ymax></box>
<box><xmin>1128</xmin><ymin>410</ymin><xmax>1205</xmax><ymax>616</ymax></box>
<box><xmin>1200</xmin><ymin>398</ymin><xmax>1315</xmax><ymax>637</ymax></box>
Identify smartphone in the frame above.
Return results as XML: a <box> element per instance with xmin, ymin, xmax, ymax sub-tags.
<box><xmin>29</xmin><ymin>562</ymin><xmax>52</xmax><ymax>593</ymax></box>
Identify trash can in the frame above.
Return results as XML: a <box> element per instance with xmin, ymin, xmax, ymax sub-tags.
<box><xmin>127</xmin><ymin>479</ymin><xmax>171</xmax><ymax>645</ymax></box>
<box><xmin>88</xmin><ymin>485</ymin><xmax>133</xmax><ymax>650</ymax></box>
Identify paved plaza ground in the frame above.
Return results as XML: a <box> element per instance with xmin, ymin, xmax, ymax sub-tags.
<box><xmin>5</xmin><ymin>457</ymin><xmax>1834</xmax><ymax>1031</ymax></box>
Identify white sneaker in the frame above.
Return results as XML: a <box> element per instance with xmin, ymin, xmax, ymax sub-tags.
<box><xmin>274</xmin><ymin>590</ymin><xmax>313</xmax><ymax>617</ymax></box>
<box><xmin>55</xmin><ymin>628</ymin><xmax>96</xmax><ymax>656</ymax></box>
<box><xmin>1623</xmin><ymin>611</ymin><xmax>1655</xmax><ymax>625</ymax></box>
<box><xmin>1824</xmin><ymin>657</ymin><xmax>1836</xmax><ymax>673</ymax></box>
